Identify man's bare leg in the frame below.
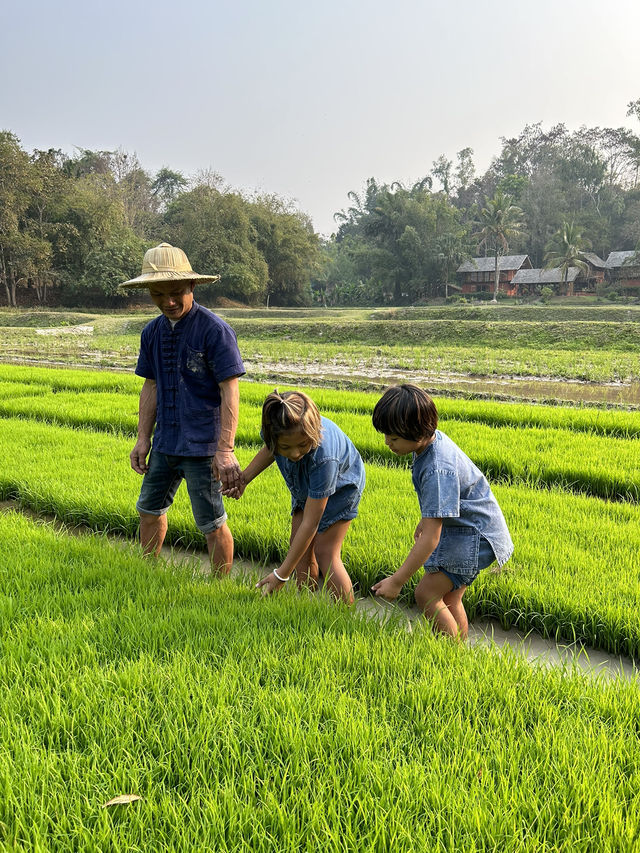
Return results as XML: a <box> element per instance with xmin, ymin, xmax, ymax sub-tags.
<box><xmin>139</xmin><ymin>512</ymin><xmax>168</xmax><ymax>557</ymax></box>
<box><xmin>205</xmin><ymin>522</ymin><xmax>234</xmax><ymax>576</ymax></box>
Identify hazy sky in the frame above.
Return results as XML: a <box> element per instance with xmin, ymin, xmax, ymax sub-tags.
<box><xmin>3</xmin><ymin>0</ymin><xmax>640</xmax><ymax>235</ymax></box>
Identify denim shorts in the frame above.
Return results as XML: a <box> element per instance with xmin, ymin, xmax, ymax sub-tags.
<box><xmin>292</xmin><ymin>485</ymin><xmax>362</xmax><ymax>534</ymax></box>
<box><xmin>425</xmin><ymin>535</ymin><xmax>496</xmax><ymax>590</ymax></box>
<box><xmin>136</xmin><ymin>451</ymin><xmax>226</xmax><ymax>534</ymax></box>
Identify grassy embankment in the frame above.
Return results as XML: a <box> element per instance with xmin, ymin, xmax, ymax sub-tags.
<box><xmin>2</xmin><ymin>305</ymin><xmax>640</xmax><ymax>385</ymax></box>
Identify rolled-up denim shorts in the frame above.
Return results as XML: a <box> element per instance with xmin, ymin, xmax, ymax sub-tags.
<box><xmin>136</xmin><ymin>451</ymin><xmax>226</xmax><ymax>534</ymax></box>
<box><xmin>425</xmin><ymin>535</ymin><xmax>496</xmax><ymax>590</ymax></box>
<box><xmin>292</xmin><ymin>484</ymin><xmax>363</xmax><ymax>534</ymax></box>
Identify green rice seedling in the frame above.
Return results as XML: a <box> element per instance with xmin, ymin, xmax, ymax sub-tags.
<box><xmin>2</xmin><ymin>417</ymin><xmax>640</xmax><ymax>655</ymax></box>
<box><xmin>2</xmin><ymin>365</ymin><xmax>640</xmax><ymax>500</ymax></box>
<box><xmin>0</xmin><ymin>380</ymin><xmax>50</xmax><ymax>399</ymax></box>
<box><xmin>1</xmin><ymin>510</ymin><xmax>640</xmax><ymax>852</ymax></box>
<box><xmin>3</xmin><ymin>363</ymin><xmax>640</xmax><ymax>437</ymax></box>
<box><xmin>0</xmin><ymin>390</ymin><xmax>141</xmax><ymax>435</ymax></box>
<box><xmin>2</xmin><ymin>387</ymin><xmax>640</xmax><ymax>501</ymax></box>
<box><xmin>0</xmin><ymin>363</ymin><xmax>143</xmax><ymax>393</ymax></box>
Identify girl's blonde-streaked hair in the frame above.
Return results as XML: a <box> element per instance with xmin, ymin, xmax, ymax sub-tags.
<box><xmin>262</xmin><ymin>390</ymin><xmax>323</xmax><ymax>454</ymax></box>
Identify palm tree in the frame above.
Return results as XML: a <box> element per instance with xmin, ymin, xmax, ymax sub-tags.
<box><xmin>544</xmin><ymin>221</ymin><xmax>590</xmax><ymax>298</ymax></box>
<box><xmin>477</xmin><ymin>191</ymin><xmax>525</xmax><ymax>302</ymax></box>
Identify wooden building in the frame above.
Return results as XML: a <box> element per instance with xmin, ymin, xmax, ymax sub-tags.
<box><xmin>605</xmin><ymin>251</ymin><xmax>640</xmax><ymax>292</ymax></box>
<box><xmin>456</xmin><ymin>255</ymin><xmax>531</xmax><ymax>295</ymax></box>
<box><xmin>578</xmin><ymin>252</ymin><xmax>608</xmax><ymax>290</ymax></box>
<box><xmin>511</xmin><ymin>267</ymin><xmax>580</xmax><ymax>296</ymax></box>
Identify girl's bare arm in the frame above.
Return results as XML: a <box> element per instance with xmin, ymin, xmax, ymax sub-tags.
<box><xmin>241</xmin><ymin>445</ymin><xmax>276</xmax><ymax>487</ymax></box>
<box><xmin>256</xmin><ymin>496</ymin><xmax>328</xmax><ymax>594</ymax></box>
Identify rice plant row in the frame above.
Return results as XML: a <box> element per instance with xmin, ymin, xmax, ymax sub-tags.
<box><xmin>2</xmin><ymin>511</ymin><xmax>639</xmax><ymax>852</ymax></box>
<box><xmin>3</xmin><ymin>363</ymin><xmax>640</xmax><ymax>437</ymax></box>
<box><xmin>2</xmin><ymin>385</ymin><xmax>640</xmax><ymax>501</ymax></box>
<box><xmin>2</xmin><ymin>417</ymin><xmax>640</xmax><ymax>656</ymax></box>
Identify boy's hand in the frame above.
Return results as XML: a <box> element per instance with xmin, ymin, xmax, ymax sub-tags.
<box><xmin>256</xmin><ymin>571</ymin><xmax>285</xmax><ymax>596</ymax></box>
<box><xmin>371</xmin><ymin>575</ymin><xmax>403</xmax><ymax>601</ymax></box>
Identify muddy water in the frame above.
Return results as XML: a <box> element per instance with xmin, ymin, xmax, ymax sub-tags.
<box><xmin>245</xmin><ymin>360</ymin><xmax>640</xmax><ymax>407</ymax></box>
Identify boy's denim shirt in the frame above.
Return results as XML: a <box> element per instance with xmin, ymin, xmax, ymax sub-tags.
<box><xmin>273</xmin><ymin>417</ymin><xmax>366</xmax><ymax>507</ymax></box>
<box><xmin>412</xmin><ymin>430</ymin><xmax>514</xmax><ymax>570</ymax></box>
<box><xmin>135</xmin><ymin>302</ymin><xmax>245</xmax><ymax>457</ymax></box>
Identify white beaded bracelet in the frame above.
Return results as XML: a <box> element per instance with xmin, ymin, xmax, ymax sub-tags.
<box><xmin>273</xmin><ymin>568</ymin><xmax>290</xmax><ymax>583</ymax></box>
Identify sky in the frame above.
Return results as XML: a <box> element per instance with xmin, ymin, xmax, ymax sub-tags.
<box><xmin>2</xmin><ymin>0</ymin><xmax>640</xmax><ymax>236</ymax></box>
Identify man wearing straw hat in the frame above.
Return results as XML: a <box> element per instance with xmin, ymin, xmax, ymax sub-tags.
<box><xmin>120</xmin><ymin>242</ymin><xmax>245</xmax><ymax>575</ymax></box>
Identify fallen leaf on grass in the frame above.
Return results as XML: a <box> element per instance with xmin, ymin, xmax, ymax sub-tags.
<box><xmin>102</xmin><ymin>794</ymin><xmax>142</xmax><ymax>808</ymax></box>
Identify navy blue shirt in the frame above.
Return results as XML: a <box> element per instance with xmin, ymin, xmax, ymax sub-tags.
<box><xmin>135</xmin><ymin>302</ymin><xmax>245</xmax><ymax>456</ymax></box>
<box><xmin>412</xmin><ymin>430</ymin><xmax>514</xmax><ymax>569</ymax></box>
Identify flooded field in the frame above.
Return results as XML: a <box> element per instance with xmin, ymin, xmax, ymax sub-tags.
<box><xmin>244</xmin><ymin>359</ymin><xmax>640</xmax><ymax>407</ymax></box>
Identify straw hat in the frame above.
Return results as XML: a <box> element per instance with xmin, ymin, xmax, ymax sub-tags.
<box><xmin>119</xmin><ymin>242</ymin><xmax>221</xmax><ymax>289</ymax></box>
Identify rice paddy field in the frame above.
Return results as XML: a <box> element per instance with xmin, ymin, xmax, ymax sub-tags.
<box><xmin>1</xmin><ymin>304</ymin><xmax>640</xmax><ymax>851</ymax></box>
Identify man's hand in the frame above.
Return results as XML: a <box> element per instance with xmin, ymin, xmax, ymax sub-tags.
<box><xmin>130</xmin><ymin>438</ymin><xmax>151</xmax><ymax>474</ymax></box>
<box><xmin>371</xmin><ymin>574</ymin><xmax>404</xmax><ymax>601</ymax></box>
<box><xmin>256</xmin><ymin>571</ymin><xmax>285</xmax><ymax>596</ymax></box>
<box><xmin>214</xmin><ymin>450</ymin><xmax>242</xmax><ymax>495</ymax></box>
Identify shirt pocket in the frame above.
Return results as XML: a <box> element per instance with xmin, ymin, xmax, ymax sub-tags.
<box><xmin>184</xmin><ymin>346</ymin><xmax>208</xmax><ymax>378</ymax></box>
<box><xmin>425</xmin><ymin>526</ymin><xmax>480</xmax><ymax>570</ymax></box>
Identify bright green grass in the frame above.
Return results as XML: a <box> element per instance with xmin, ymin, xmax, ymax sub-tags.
<box><xmin>1</xmin><ymin>511</ymin><xmax>639</xmax><ymax>852</ymax></box>
<box><xmin>3</xmin><ymin>363</ymin><xmax>640</xmax><ymax>437</ymax></box>
<box><xmin>2</xmin><ymin>417</ymin><xmax>640</xmax><ymax>656</ymax></box>
<box><xmin>0</xmin><ymin>363</ymin><xmax>142</xmax><ymax>393</ymax></box>
<box><xmin>2</xmin><ymin>380</ymin><xmax>639</xmax><ymax>501</ymax></box>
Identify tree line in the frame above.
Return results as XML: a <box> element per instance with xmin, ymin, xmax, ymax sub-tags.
<box><xmin>1</xmin><ymin>99</ymin><xmax>639</xmax><ymax>308</ymax></box>
<box><xmin>0</xmin><ymin>138</ymin><xmax>321</xmax><ymax>308</ymax></box>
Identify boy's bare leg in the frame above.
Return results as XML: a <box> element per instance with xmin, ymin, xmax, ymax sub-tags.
<box><xmin>314</xmin><ymin>520</ymin><xmax>354</xmax><ymax>604</ymax></box>
<box><xmin>205</xmin><ymin>522</ymin><xmax>234</xmax><ymax>577</ymax></box>
<box><xmin>414</xmin><ymin>572</ymin><xmax>462</xmax><ymax>639</ymax></box>
<box><xmin>139</xmin><ymin>512</ymin><xmax>168</xmax><ymax>557</ymax></box>
<box><xmin>443</xmin><ymin>586</ymin><xmax>469</xmax><ymax>640</ymax></box>
<box><xmin>291</xmin><ymin>510</ymin><xmax>319</xmax><ymax>590</ymax></box>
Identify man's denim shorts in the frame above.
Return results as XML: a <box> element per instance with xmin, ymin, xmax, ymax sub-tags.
<box><xmin>136</xmin><ymin>451</ymin><xmax>226</xmax><ymax>534</ymax></box>
<box><xmin>425</xmin><ymin>535</ymin><xmax>497</xmax><ymax>590</ymax></box>
<box><xmin>292</xmin><ymin>485</ymin><xmax>362</xmax><ymax>534</ymax></box>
